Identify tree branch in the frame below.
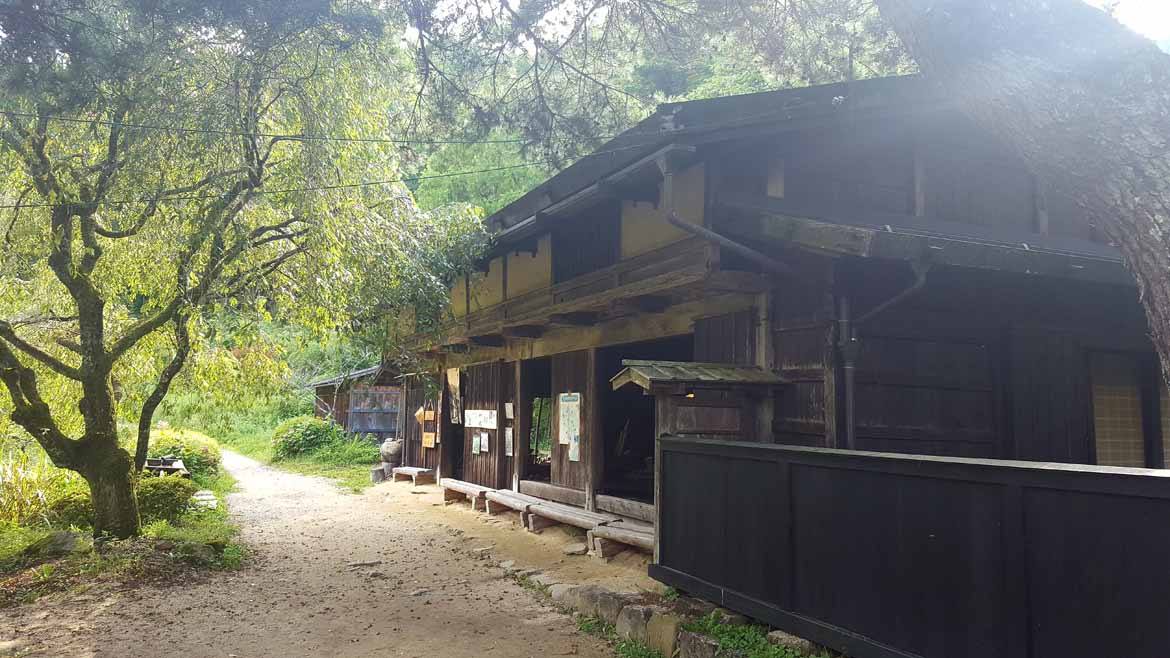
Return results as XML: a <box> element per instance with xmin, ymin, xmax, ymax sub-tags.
<box><xmin>0</xmin><ymin>320</ymin><xmax>83</xmax><ymax>380</ymax></box>
<box><xmin>134</xmin><ymin>314</ymin><xmax>191</xmax><ymax>471</ymax></box>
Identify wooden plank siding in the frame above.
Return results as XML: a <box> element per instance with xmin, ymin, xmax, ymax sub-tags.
<box><xmin>694</xmin><ymin>309</ymin><xmax>756</xmax><ymax>365</ymax></box>
<box><xmin>401</xmin><ymin>375</ymin><xmax>440</xmax><ymax>470</ymax></box>
<box><xmin>550</xmin><ymin>350</ymin><xmax>592</xmax><ymax>491</ymax></box>
<box><xmin>460</xmin><ymin>361</ymin><xmax>509</xmax><ymax>489</ymax></box>
<box><xmin>654</xmin><ymin>437</ymin><xmax>1170</xmax><ymax>658</ymax></box>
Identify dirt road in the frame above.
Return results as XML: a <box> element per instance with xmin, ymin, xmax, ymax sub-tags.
<box><xmin>1</xmin><ymin>451</ymin><xmax>654</xmax><ymax>657</ymax></box>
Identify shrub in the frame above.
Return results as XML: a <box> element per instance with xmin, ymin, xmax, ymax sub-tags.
<box><xmin>47</xmin><ymin>475</ymin><xmax>200</xmax><ymax>528</ymax></box>
<box><xmin>271</xmin><ymin>415</ymin><xmax>344</xmax><ymax>460</ymax></box>
<box><xmin>312</xmin><ymin>436</ymin><xmax>381</xmax><ymax>466</ymax></box>
<box><xmin>149</xmin><ymin>429</ymin><xmax>222</xmax><ymax>479</ymax></box>
<box><xmin>137</xmin><ymin>476</ymin><xmax>199</xmax><ymax>524</ymax></box>
<box><xmin>47</xmin><ymin>489</ymin><xmax>94</xmax><ymax>529</ymax></box>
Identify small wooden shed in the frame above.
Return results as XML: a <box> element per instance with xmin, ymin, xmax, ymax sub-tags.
<box><xmin>310</xmin><ymin>365</ymin><xmax>402</xmax><ymax>440</ymax></box>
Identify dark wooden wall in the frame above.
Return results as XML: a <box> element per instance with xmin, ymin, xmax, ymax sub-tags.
<box><xmin>853</xmin><ymin>319</ymin><xmax>1001</xmax><ymax>458</ymax></box>
<box><xmin>401</xmin><ymin>375</ymin><xmax>440</xmax><ymax>470</ymax></box>
<box><xmin>501</xmin><ymin>362</ymin><xmax>516</xmax><ymax>488</ymax></box>
<box><xmin>461</xmin><ymin>361</ymin><xmax>508</xmax><ymax>489</ymax></box>
<box><xmin>550</xmin><ymin>350</ymin><xmax>591</xmax><ymax>491</ymax></box>
<box><xmin>709</xmin><ymin>112</ymin><xmax>1098</xmax><ymax>245</ymax></box>
<box><xmin>654</xmin><ymin>437</ymin><xmax>1170</xmax><ymax>658</ymax></box>
<box><xmin>552</xmin><ymin>200</ymin><xmax>620</xmax><ymax>284</ymax></box>
<box><xmin>694</xmin><ymin>309</ymin><xmax>756</xmax><ymax>365</ymax></box>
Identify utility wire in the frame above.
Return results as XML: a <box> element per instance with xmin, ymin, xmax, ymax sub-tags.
<box><xmin>0</xmin><ymin>109</ymin><xmax>619</xmax><ymax>146</ymax></box>
<box><xmin>0</xmin><ymin>141</ymin><xmax>659</xmax><ymax>210</ymax></box>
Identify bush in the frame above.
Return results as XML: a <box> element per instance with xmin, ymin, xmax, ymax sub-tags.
<box><xmin>137</xmin><ymin>476</ymin><xmax>199</xmax><ymax>524</ymax></box>
<box><xmin>312</xmin><ymin>436</ymin><xmax>381</xmax><ymax>466</ymax></box>
<box><xmin>149</xmin><ymin>429</ymin><xmax>222</xmax><ymax>479</ymax></box>
<box><xmin>47</xmin><ymin>489</ymin><xmax>94</xmax><ymax>529</ymax></box>
<box><xmin>271</xmin><ymin>415</ymin><xmax>344</xmax><ymax>460</ymax></box>
<box><xmin>47</xmin><ymin>475</ymin><xmax>200</xmax><ymax>528</ymax></box>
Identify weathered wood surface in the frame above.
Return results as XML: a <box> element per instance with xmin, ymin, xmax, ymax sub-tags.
<box><xmin>655</xmin><ymin>436</ymin><xmax>1170</xmax><ymax>658</ymax></box>
<box><xmin>595</xmin><ymin>494</ymin><xmax>655</xmax><ymax>523</ymax></box>
<box><xmin>391</xmin><ymin>467</ymin><xmax>435</xmax><ymax>486</ymax></box>
<box><xmin>592</xmin><ymin>521</ymin><xmax>654</xmax><ymax>551</ymax></box>
<box><xmin>519</xmin><ymin>479</ymin><xmax>587</xmax><ymax>507</ymax></box>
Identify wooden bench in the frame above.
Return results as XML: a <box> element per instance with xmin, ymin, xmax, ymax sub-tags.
<box><xmin>589</xmin><ymin>519</ymin><xmax>654</xmax><ymax>554</ymax></box>
<box><xmin>525</xmin><ymin>500</ymin><xmax>621</xmax><ymax>534</ymax></box>
<box><xmin>484</xmin><ymin>490</ymin><xmax>545</xmax><ymax>517</ymax></box>
<box><xmin>391</xmin><ymin>467</ymin><xmax>435</xmax><ymax>486</ymax></box>
<box><xmin>439</xmin><ymin>478</ymin><xmax>492</xmax><ymax>511</ymax></box>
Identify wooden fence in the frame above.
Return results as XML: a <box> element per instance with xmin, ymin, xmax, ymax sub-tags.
<box><xmin>652</xmin><ymin>436</ymin><xmax>1170</xmax><ymax>658</ymax></box>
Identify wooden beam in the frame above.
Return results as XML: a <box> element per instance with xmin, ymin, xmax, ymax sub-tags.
<box><xmin>608</xmin><ymin>295</ymin><xmax>671</xmax><ymax>316</ymax></box>
<box><xmin>549</xmin><ymin>311</ymin><xmax>600</xmax><ymax>327</ymax></box>
<box><xmin>502</xmin><ymin>325</ymin><xmax>545</xmax><ymax>339</ymax></box>
<box><xmin>469</xmin><ymin>334</ymin><xmax>505</xmax><ymax>347</ymax></box>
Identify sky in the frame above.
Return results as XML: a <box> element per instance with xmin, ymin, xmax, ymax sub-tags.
<box><xmin>1088</xmin><ymin>0</ymin><xmax>1170</xmax><ymax>49</ymax></box>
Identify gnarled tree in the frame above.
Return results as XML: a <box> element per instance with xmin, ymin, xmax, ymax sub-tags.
<box><xmin>0</xmin><ymin>1</ymin><xmax>408</xmax><ymax>538</ymax></box>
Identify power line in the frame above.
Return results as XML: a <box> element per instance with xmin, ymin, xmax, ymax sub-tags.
<box><xmin>0</xmin><ymin>109</ymin><xmax>619</xmax><ymax>146</ymax></box>
<box><xmin>0</xmin><ymin>141</ymin><xmax>659</xmax><ymax>210</ymax></box>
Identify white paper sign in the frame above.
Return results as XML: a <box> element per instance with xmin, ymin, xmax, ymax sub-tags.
<box><xmin>505</xmin><ymin>402</ymin><xmax>514</xmax><ymax>420</ymax></box>
<box><xmin>464</xmin><ymin>409</ymin><xmax>498</xmax><ymax>430</ymax></box>
<box><xmin>568</xmin><ymin>432</ymin><xmax>580</xmax><ymax>462</ymax></box>
<box><xmin>481</xmin><ymin>430</ymin><xmax>489</xmax><ymax>453</ymax></box>
<box><xmin>471</xmin><ymin>432</ymin><xmax>481</xmax><ymax>454</ymax></box>
<box><xmin>504</xmin><ymin>427</ymin><xmax>514</xmax><ymax>457</ymax></box>
<box><xmin>558</xmin><ymin>393</ymin><xmax>580</xmax><ymax>447</ymax></box>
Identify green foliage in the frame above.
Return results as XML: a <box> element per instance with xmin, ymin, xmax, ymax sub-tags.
<box><xmin>0</xmin><ymin>525</ymin><xmax>53</xmax><ymax>572</ymax></box>
<box><xmin>136</xmin><ymin>476</ymin><xmax>199</xmax><ymax>524</ymax></box>
<box><xmin>311</xmin><ymin>436</ymin><xmax>381</xmax><ymax>466</ymax></box>
<box><xmin>271</xmin><ymin>415</ymin><xmax>346</xmax><ymax>460</ymax></box>
<box><xmin>47</xmin><ymin>490</ymin><xmax>94</xmax><ymax>529</ymax></box>
<box><xmin>615</xmin><ymin>640</ymin><xmax>663</xmax><ymax>658</ymax></box>
<box><xmin>577</xmin><ymin>615</ymin><xmax>616</xmax><ymax>637</ymax></box>
<box><xmin>0</xmin><ymin>437</ymin><xmax>85</xmax><ymax>527</ymax></box>
<box><xmin>148</xmin><ymin>429</ymin><xmax>222</xmax><ymax>479</ymax></box>
<box><xmin>414</xmin><ymin>133</ymin><xmax>550</xmax><ymax>215</ymax></box>
<box><xmin>684</xmin><ymin>612</ymin><xmax>831</xmax><ymax>658</ymax></box>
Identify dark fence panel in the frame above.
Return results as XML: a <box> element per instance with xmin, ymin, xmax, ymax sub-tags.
<box><xmin>652</xmin><ymin>437</ymin><xmax>1170</xmax><ymax>658</ymax></box>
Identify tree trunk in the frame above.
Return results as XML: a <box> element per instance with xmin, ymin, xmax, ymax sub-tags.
<box><xmin>82</xmin><ymin>438</ymin><xmax>140</xmax><ymax>539</ymax></box>
<box><xmin>873</xmin><ymin>0</ymin><xmax>1170</xmax><ymax>376</ymax></box>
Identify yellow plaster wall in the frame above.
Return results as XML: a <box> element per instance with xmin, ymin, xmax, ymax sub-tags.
<box><xmin>620</xmin><ymin>163</ymin><xmax>705</xmax><ymax>260</ymax></box>
<box><xmin>449</xmin><ymin>276</ymin><xmax>468</xmax><ymax>319</ymax></box>
<box><xmin>469</xmin><ymin>256</ymin><xmax>505</xmax><ymax>312</ymax></box>
<box><xmin>506</xmin><ymin>234</ymin><xmax>552</xmax><ymax>298</ymax></box>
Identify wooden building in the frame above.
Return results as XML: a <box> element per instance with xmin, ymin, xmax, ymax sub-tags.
<box><xmin>396</xmin><ymin>74</ymin><xmax>1167</xmax><ymax>554</ymax></box>
<box><xmin>310</xmin><ymin>365</ymin><xmax>402</xmax><ymax>440</ymax></box>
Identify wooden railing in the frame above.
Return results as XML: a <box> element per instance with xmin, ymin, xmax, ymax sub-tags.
<box><xmin>652</xmin><ymin>436</ymin><xmax>1170</xmax><ymax>658</ymax></box>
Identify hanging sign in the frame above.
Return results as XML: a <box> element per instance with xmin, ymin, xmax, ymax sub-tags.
<box><xmin>558</xmin><ymin>393</ymin><xmax>580</xmax><ymax>447</ymax></box>
<box><xmin>464</xmin><ymin>409</ymin><xmax>498</xmax><ymax>430</ymax></box>
<box><xmin>504</xmin><ymin>427</ymin><xmax>514</xmax><ymax>457</ymax></box>
<box><xmin>422</xmin><ymin>431</ymin><xmax>436</xmax><ymax>448</ymax></box>
<box><xmin>447</xmin><ymin>368</ymin><xmax>462</xmax><ymax>424</ymax></box>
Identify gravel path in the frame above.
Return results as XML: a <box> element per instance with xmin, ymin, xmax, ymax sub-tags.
<box><xmin>1</xmin><ymin>451</ymin><xmax>614</xmax><ymax>657</ymax></box>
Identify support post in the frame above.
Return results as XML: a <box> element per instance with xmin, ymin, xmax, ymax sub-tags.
<box><xmin>585</xmin><ymin>347</ymin><xmax>603</xmax><ymax>512</ymax></box>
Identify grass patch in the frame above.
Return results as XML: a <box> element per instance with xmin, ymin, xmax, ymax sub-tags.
<box><xmin>576</xmin><ymin>614</ymin><xmax>664</xmax><ymax>658</ymax></box>
<box><xmin>684</xmin><ymin>612</ymin><xmax>832</xmax><ymax>658</ymax></box>
<box><xmin>0</xmin><ymin>449</ymin><xmax>245</xmax><ymax>607</ymax></box>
